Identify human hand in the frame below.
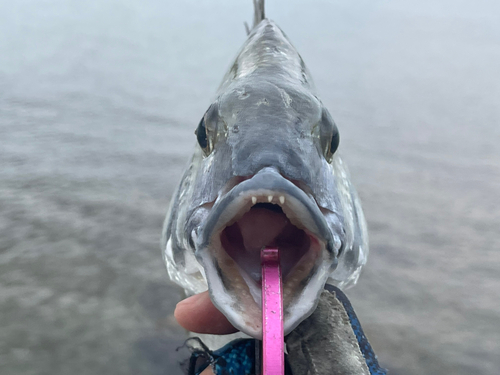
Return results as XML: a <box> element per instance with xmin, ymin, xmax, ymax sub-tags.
<box><xmin>174</xmin><ymin>291</ymin><xmax>238</xmax><ymax>335</ymax></box>
<box><xmin>174</xmin><ymin>287</ymin><xmax>387</xmax><ymax>375</ymax></box>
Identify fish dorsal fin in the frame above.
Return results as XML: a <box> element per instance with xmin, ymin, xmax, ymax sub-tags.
<box><xmin>245</xmin><ymin>0</ymin><xmax>266</xmax><ymax>35</ymax></box>
<box><xmin>252</xmin><ymin>0</ymin><xmax>266</xmax><ymax>28</ymax></box>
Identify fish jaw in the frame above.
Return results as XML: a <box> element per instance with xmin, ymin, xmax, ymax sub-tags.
<box><xmin>194</xmin><ymin>167</ymin><xmax>343</xmax><ymax>338</ymax></box>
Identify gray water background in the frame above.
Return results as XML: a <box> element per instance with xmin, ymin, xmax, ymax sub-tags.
<box><xmin>1</xmin><ymin>0</ymin><xmax>499</xmax><ymax>374</ymax></box>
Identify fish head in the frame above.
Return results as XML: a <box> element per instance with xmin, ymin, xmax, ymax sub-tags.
<box><xmin>163</xmin><ymin>20</ymin><xmax>368</xmax><ymax>339</ymax></box>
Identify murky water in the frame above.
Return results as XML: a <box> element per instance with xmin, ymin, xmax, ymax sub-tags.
<box><xmin>1</xmin><ymin>1</ymin><xmax>499</xmax><ymax>374</ymax></box>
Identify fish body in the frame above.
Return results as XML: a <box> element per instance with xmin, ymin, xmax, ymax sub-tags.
<box><xmin>163</xmin><ymin>2</ymin><xmax>368</xmax><ymax>339</ymax></box>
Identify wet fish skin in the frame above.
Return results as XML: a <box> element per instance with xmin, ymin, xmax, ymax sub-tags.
<box><xmin>162</xmin><ymin>3</ymin><xmax>368</xmax><ymax>339</ymax></box>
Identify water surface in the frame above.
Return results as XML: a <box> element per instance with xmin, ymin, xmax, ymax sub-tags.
<box><xmin>1</xmin><ymin>1</ymin><xmax>499</xmax><ymax>374</ymax></box>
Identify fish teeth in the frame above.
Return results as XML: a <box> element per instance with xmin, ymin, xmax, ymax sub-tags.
<box><xmin>267</xmin><ymin>195</ymin><xmax>273</xmax><ymax>203</ymax></box>
<box><xmin>279</xmin><ymin>196</ymin><xmax>285</xmax><ymax>205</ymax></box>
<box><xmin>251</xmin><ymin>196</ymin><xmax>257</xmax><ymax>205</ymax></box>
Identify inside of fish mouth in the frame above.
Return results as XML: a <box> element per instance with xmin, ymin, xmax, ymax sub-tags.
<box><xmin>220</xmin><ymin>202</ymin><xmax>312</xmax><ymax>283</ymax></box>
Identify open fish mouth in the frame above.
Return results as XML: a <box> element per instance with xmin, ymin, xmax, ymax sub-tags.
<box><xmin>196</xmin><ymin>167</ymin><xmax>341</xmax><ymax>338</ymax></box>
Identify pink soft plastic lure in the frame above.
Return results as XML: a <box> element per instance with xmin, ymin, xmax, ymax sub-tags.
<box><xmin>261</xmin><ymin>248</ymin><xmax>284</xmax><ymax>375</ymax></box>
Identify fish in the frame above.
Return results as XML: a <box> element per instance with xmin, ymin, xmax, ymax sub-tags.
<box><xmin>162</xmin><ymin>0</ymin><xmax>368</xmax><ymax>339</ymax></box>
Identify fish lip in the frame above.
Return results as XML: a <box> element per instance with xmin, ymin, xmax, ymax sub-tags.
<box><xmin>198</xmin><ymin>167</ymin><xmax>336</xmax><ymax>255</ymax></box>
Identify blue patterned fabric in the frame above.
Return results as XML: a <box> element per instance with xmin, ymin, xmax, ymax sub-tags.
<box><xmin>185</xmin><ymin>338</ymin><xmax>255</xmax><ymax>375</ymax></box>
<box><xmin>209</xmin><ymin>339</ymin><xmax>255</xmax><ymax>375</ymax></box>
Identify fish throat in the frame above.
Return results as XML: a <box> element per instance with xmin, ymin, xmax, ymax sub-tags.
<box><xmin>220</xmin><ymin>203</ymin><xmax>313</xmax><ymax>282</ymax></box>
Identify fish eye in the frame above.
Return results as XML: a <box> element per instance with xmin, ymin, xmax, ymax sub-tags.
<box><xmin>195</xmin><ymin>104</ymin><xmax>218</xmax><ymax>156</ymax></box>
<box><xmin>195</xmin><ymin>116</ymin><xmax>209</xmax><ymax>152</ymax></box>
<box><xmin>329</xmin><ymin>128</ymin><xmax>340</xmax><ymax>158</ymax></box>
<box><xmin>319</xmin><ymin>108</ymin><xmax>340</xmax><ymax>163</ymax></box>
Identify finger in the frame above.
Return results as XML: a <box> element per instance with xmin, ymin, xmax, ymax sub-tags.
<box><xmin>174</xmin><ymin>291</ymin><xmax>238</xmax><ymax>334</ymax></box>
<box><xmin>200</xmin><ymin>367</ymin><xmax>215</xmax><ymax>375</ymax></box>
